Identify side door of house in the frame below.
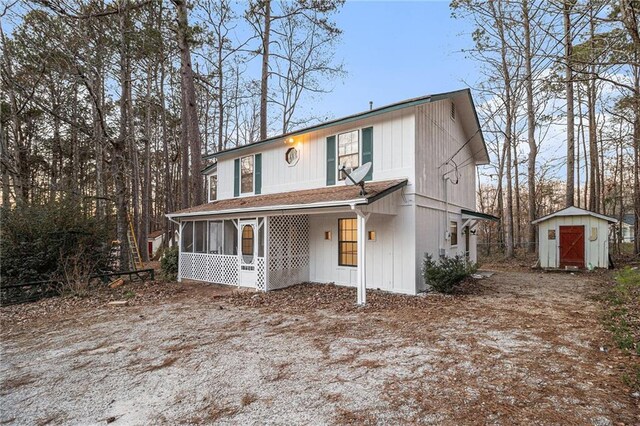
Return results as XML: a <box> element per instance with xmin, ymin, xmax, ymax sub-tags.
<box><xmin>238</xmin><ymin>219</ymin><xmax>258</xmax><ymax>287</ymax></box>
<box><xmin>559</xmin><ymin>225</ymin><xmax>585</xmax><ymax>269</ymax></box>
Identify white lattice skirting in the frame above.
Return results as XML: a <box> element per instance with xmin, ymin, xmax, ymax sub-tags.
<box><xmin>180</xmin><ymin>252</ymin><xmax>266</xmax><ymax>289</ymax></box>
<box><xmin>267</xmin><ymin>215</ymin><xmax>310</xmax><ymax>290</ymax></box>
<box><xmin>180</xmin><ymin>253</ymin><xmax>239</xmax><ymax>285</ymax></box>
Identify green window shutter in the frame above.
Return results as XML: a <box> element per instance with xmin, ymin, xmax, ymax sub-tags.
<box><xmin>233</xmin><ymin>158</ymin><xmax>240</xmax><ymax>197</ymax></box>
<box><xmin>326</xmin><ymin>135</ymin><xmax>336</xmax><ymax>186</ymax></box>
<box><xmin>361</xmin><ymin>127</ymin><xmax>373</xmax><ymax>181</ymax></box>
<box><xmin>254</xmin><ymin>153</ymin><xmax>262</xmax><ymax>195</ymax></box>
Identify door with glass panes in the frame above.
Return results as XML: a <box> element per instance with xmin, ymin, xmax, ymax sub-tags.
<box><xmin>238</xmin><ymin>220</ymin><xmax>258</xmax><ymax>287</ymax></box>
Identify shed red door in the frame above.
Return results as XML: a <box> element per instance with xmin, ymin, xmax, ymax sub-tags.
<box><xmin>559</xmin><ymin>226</ymin><xmax>585</xmax><ymax>268</ymax></box>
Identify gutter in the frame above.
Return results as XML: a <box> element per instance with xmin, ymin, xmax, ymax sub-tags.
<box><xmin>165</xmin><ymin>198</ymin><xmax>369</xmax><ymax>219</ymax></box>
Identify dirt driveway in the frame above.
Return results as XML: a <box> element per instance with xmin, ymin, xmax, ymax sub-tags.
<box><xmin>1</xmin><ymin>271</ymin><xmax>638</xmax><ymax>425</ymax></box>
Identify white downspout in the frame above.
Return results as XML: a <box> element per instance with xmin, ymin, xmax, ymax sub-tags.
<box><xmin>443</xmin><ymin>175</ymin><xmax>449</xmax><ymax>256</ymax></box>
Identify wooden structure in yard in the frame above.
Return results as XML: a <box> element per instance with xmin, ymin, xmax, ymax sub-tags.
<box><xmin>532</xmin><ymin>206</ymin><xmax>617</xmax><ymax>269</ymax></box>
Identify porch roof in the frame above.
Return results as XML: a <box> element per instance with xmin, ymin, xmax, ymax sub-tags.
<box><xmin>166</xmin><ymin>179</ymin><xmax>408</xmax><ymax>219</ymax></box>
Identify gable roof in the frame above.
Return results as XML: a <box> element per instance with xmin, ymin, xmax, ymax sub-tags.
<box><xmin>531</xmin><ymin>206</ymin><xmax>618</xmax><ymax>225</ymax></box>
<box><xmin>202</xmin><ymin>88</ymin><xmax>488</xmax><ymax>164</ymax></box>
<box><xmin>201</xmin><ymin>162</ymin><xmax>217</xmax><ymax>175</ymax></box>
<box><xmin>148</xmin><ymin>230</ymin><xmax>164</xmax><ymax>239</ymax></box>
<box><xmin>167</xmin><ymin>179</ymin><xmax>407</xmax><ymax>218</ymax></box>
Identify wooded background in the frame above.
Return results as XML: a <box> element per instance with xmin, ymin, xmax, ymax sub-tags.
<box><xmin>451</xmin><ymin>0</ymin><xmax>639</xmax><ymax>258</ymax></box>
<box><xmin>1</xmin><ymin>0</ymin><xmax>638</xmax><ymax>271</ymax></box>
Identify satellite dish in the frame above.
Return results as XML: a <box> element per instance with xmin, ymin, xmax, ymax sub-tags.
<box><xmin>340</xmin><ymin>162</ymin><xmax>371</xmax><ymax>195</ymax></box>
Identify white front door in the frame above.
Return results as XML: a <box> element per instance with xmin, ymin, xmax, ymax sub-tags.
<box><xmin>238</xmin><ymin>220</ymin><xmax>258</xmax><ymax>287</ymax></box>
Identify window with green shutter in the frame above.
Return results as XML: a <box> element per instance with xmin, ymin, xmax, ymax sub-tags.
<box><xmin>326</xmin><ymin>135</ymin><xmax>336</xmax><ymax>186</ymax></box>
<box><xmin>361</xmin><ymin>127</ymin><xmax>373</xmax><ymax>181</ymax></box>
<box><xmin>254</xmin><ymin>153</ymin><xmax>262</xmax><ymax>194</ymax></box>
<box><xmin>233</xmin><ymin>158</ymin><xmax>240</xmax><ymax>197</ymax></box>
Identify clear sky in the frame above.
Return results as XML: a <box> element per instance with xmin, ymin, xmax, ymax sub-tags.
<box><xmin>307</xmin><ymin>0</ymin><xmax>480</xmax><ymax>120</ymax></box>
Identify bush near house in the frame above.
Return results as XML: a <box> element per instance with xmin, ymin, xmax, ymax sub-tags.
<box><xmin>160</xmin><ymin>246</ymin><xmax>179</xmax><ymax>281</ymax></box>
<box><xmin>0</xmin><ymin>201</ymin><xmax>112</xmax><ymax>287</ymax></box>
<box><xmin>603</xmin><ymin>267</ymin><xmax>640</xmax><ymax>391</ymax></box>
<box><xmin>422</xmin><ymin>254</ymin><xmax>477</xmax><ymax>294</ymax></box>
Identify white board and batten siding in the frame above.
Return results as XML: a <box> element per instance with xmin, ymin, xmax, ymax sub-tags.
<box><xmin>413</xmin><ymin>100</ymin><xmax>479</xmax><ymax>290</ymax></box>
<box><xmin>215</xmin><ymin>109</ymin><xmax>416</xmax><ymax>200</ymax></box>
<box><xmin>537</xmin><ymin>215</ymin><xmax>610</xmax><ymax>269</ymax></box>
<box><xmin>308</xmin><ymin>191</ymin><xmax>417</xmax><ymax>295</ymax></box>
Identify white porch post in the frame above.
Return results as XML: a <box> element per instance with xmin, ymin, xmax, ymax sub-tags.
<box><xmin>264</xmin><ymin>216</ymin><xmax>270</xmax><ymax>291</ymax></box>
<box><xmin>354</xmin><ymin>208</ymin><xmax>370</xmax><ymax>306</ymax></box>
<box><xmin>177</xmin><ymin>221</ymin><xmax>183</xmax><ymax>282</ymax></box>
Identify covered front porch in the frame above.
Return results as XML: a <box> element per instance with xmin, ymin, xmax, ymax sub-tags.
<box><xmin>168</xmin><ymin>179</ymin><xmax>408</xmax><ymax>303</ymax></box>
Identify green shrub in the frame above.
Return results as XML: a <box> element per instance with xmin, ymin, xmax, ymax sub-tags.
<box><xmin>422</xmin><ymin>254</ymin><xmax>477</xmax><ymax>294</ymax></box>
<box><xmin>604</xmin><ymin>267</ymin><xmax>640</xmax><ymax>356</ymax></box>
<box><xmin>0</xmin><ymin>200</ymin><xmax>112</xmax><ymax>286</ymax></box>
<box><xmin>160</xmin><ymin>246</ymin><xmax>179</xmax><ymax>281</ymax></box>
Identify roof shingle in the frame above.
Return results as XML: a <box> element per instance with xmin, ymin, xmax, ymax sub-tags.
<box><xmin>168</xmin><ymin>179</ymin><xmax>407</xmax><ymax>217</ymax></box>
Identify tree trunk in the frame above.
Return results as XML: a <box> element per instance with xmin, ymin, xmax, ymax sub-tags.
<box><xmin>174</xmin><ymin>0</ymin><xmax>203</xmax><ymax>207</ymax></box>
<box><xmin>523</xmin><ymin>0</ymin><xmax>537</xmax><ymax>252</ymax></box>
<box><xmin>564</xmin><ymin>0</ymin><xmax>575</xmax><ymax>207</ymax></box>
<box><xmin>259</xmin><ymin>0</ymin><xmax>271</xmax><ymax>141</ymax></box>
<box><xmin>114</xmin><ymin>1</ymin><xmax>132</xmax><ymax>271</ymax></box>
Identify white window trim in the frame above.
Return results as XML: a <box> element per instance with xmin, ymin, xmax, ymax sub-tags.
<box><xmin>450</xmin><ymin>220</ymin><xmax>458</xmax><ymax>248</ymax></box>
<box><xmin>335</xmin><ymin>129</ymin><xmax>361</xmax><ymax>184</ymax></box>
<box><xmin>208</xmin><ymin>173</ymin><xmax>218</xmax><ymax>203</ymax></box>
<box><xmin>240</xmin><ymin>154</ymin><xmax>255</xmax><ymax>196</ymax></box>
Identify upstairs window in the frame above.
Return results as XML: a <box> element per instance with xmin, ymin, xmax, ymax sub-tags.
<box><xmin>450</xmin><ymin>102</ymin><xmax>456</xmax><ymax>120</ymax></box>
<box><xmin>241</xmin><ymin>155</ymin><xmax>254</xmax><ymax>194</ymax></box>
<box><xmin>209</xmin><ymin>174</ymin><xmax>218</xmax><ymax>202</ymax></box>
<box><xmin>338</xmin><ymin>130</ymin><xmax>359</xmax><ymax>181</ymax></box>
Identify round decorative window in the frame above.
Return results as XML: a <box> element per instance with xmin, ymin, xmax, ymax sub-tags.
<box><xmin>285</xmin><ymin>147</ymin><xmax>299</xmax><ymax>166</ymax></box>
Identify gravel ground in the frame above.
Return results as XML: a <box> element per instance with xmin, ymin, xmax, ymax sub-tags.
<box><xmin>1</xmin><ymin>271</ymin><xmax>639</xmax><ymax>425</ymax></box>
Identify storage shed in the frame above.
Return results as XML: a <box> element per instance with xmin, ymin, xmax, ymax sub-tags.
<box><xmin>532</xmin><ymin>206</ymin><xmax>617</xmax><ymax>269</ymax></box>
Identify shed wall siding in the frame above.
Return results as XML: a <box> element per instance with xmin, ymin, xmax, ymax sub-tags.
<box><xmin>537</xmin><ymin>216</ymin><xmax>610</xmax><ymax>268</ymax></box>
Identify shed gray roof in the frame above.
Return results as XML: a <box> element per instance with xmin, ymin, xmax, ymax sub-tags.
<box><xmin>531</xmin><ymin>206</ymin><xmax>618</xmax><ymax>225</ymax></box>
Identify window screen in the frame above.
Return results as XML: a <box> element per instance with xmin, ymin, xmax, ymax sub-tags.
<box><xmin>194</xmin><ymin>221</ymin><xmax>207</xmax><ymax>253</ymax></box>
<box><xmin>208</xmin><ymin>221</ymin><xmax>223</xmax><ymax>254</ymax></box>
<box><xmin>182</xmin><ymin>222</ymin><xmax>193</xmax><ymax>252</ymax></box>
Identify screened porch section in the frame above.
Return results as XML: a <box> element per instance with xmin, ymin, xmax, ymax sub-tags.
<box><xmin>178</xmin><ymin>215</ymin><xmax>310</xmax><ymax>291</ymax></box>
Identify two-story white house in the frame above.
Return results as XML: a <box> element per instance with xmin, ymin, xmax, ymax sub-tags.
<box><xmin>167</xmin><ymin>89</ymin><xmax>495</xmax><ymax>302</ymax></box>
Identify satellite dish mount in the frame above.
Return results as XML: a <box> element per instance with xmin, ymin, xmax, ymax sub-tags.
<box><xmin>340</xmin><ymin>162</ymin><xmax>372</xmax><ymax>196</ymax></box>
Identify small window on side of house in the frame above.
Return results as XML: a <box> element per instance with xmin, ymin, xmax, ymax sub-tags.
<box><xmin>209</xmin><ymin>174</ymin><xmax>218</xmax><ymax>202</ymax></box>
<box><xmin>450</xmin><ymin>221</ymin><xmax>458</xmax><ymax>246</ymax></box>
<box><xmin>324</xmin><ymin>231</ymin><xmax>332</xmax><ymax>240</ymax></box>
<box><xmin>450</xmin><ymin>102</ymin><xmax>456</xmax><ymax>120</ymax></box>
<box><xmin>368</xmin><ymin>231</ymin><xmax>376</xmax><ymax>241</ymax></box>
